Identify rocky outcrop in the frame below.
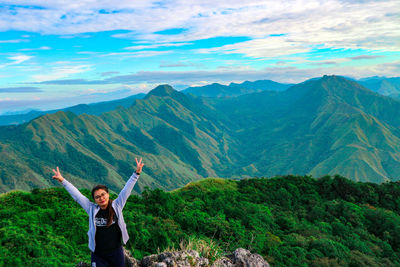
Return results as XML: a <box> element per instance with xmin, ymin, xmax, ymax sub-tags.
<box><xmin>124</xmin><ymin>247</ymin><xmax>139</xmax><ymax>266</ymax></box>
<box><xmin>212</xmin><ymin>248</ymin><xmax>269</xmax><ymax>267</ymax></box>
<box><xmin>140</xmin><ymin>250</ymin><xmax>208</xmax><ymax>267</ymax></box>
<box><xmin>76</xmin><ymin>247</ymin><xmax>269</xmax><ymax>267</ymax></box>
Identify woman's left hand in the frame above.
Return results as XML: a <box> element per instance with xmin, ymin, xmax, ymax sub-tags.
<box><xmin>135</xmin><ymin>158</ymin><xmax>144</xmax><ymax>175</ymax></box>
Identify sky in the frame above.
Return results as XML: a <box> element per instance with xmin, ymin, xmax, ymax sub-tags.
<box><xmin>0</xmin><ymin>0</ymin><xmax>399</xmax><ymax>114</ymax></box>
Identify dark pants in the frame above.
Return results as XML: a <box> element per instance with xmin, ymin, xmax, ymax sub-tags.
<box><xmin>91</xmin><ymin>246</ymin><xmax>124</xmax><ymax>267</ymax></box>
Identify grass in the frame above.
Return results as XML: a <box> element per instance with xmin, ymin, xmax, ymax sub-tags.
<box><xmin>161</xmin><ymin>236</ymin><xmax>224</xmax><ymax>264</ymax></box>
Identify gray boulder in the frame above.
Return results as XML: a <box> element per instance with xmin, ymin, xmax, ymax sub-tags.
<box><xmin>212</xmin><ymin>248</ymin><xmax>269</xmax><ymax>267</ymax></box>
<box><xmin>140</xmin><ymin>250</ymin><xmax>209</xmax><ymax>267</ymax></box>
<box><xmin>211</xmin><ymin>257</ymin><xmax>234</xmax><ymax>267</ymax></box>
<box><xmin>124</xmin><ymin>247</ymin><xmax>139</xmax><ymax>267</ymax></box>
<box><xmin>76</xmin><ymin>247</ymin><xmax>269</xmax><ymax>267</ymax></box>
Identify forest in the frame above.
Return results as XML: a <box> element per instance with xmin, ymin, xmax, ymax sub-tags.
<box><xmin>1</xmin><ymin>175</ymin><xmax>400</xmax><ymax>266</ymax></box>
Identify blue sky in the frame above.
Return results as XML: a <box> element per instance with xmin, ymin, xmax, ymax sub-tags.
<box><xmin>0</xmin><ymin>0</ymin><xmax>399</xmax><ymax>114</ymax></box>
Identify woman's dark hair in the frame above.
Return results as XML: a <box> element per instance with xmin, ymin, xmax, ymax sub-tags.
<box><xmin>92</xmin><ymin>184</ymin><xmax>115</xmax><ymax>227</ymax></box>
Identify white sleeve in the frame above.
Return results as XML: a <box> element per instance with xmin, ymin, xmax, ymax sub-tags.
<box><xmin>62</xmin><ymin>179</ymin><xmax>92</xmax><ymax>214</ymax></box>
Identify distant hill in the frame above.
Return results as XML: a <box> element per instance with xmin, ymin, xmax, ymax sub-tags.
<box><xmin>182</xmin><ymin>79</ymin><xmax>292</xmax><ymax>97</ymax></box>
<box><xmin>2</xmin><ymin>76</ymin><xmax>400</xmax><ymax>193</ymax></box>
<box><xmin>0</xmin><ymin>93</ymin><xmax>145</xmax><ymax>126</ymax></box>
<box><xmin>208</xmin><ymin>75</ymin><xmax>400</xmax><ymax>182</ymax></box>
<box><xmin>357</xmin><ymin>77</ymin><xmax>400</xmax><ymax>96</ymax></box>
<box><xmin>229</xmin><ymin>79</ymin><xmax>293</xmax><ymax>91</ymax></box>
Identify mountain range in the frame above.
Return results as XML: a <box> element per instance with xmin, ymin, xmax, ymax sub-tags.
<box><xmin>1</xmin><ymin>75</ymin><xmax>400</xmax><ymax>193</ymax></box>
<box><xmin>182</xmin><ymin>79</ymin><xmax>293</xmax><ymax>97</ymax></box>
<box><xmin>0</xmin><ymin>93</ymin><xmax>145</xmax><ymax>126</ymax></box>
<box><xmin>0</xmin><ymin>79</ymin><xmax>291</xmax><ymax>126</ymax></box>
<box><xmin>2</xmin><ymin>77</ymin><xmax>399</xmax><ymax>126</ymax></box>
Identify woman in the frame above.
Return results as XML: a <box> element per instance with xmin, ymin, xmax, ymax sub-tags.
<box><xmin>52</xmin><ymin>158</ymin><xmax>144</xmax><ymax>267</ymax></box>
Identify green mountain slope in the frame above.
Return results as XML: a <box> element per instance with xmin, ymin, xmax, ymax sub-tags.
<box><xmin>358</xmin><ymin>77</ymin><xmax>400</xmax><ymax>96</ymax></box>
<box><xmin>2</xmin><ymin>76</ymin><xmax>400</xmax><ymax>192</ymax></box>
<box><xmin>209</xmin><ymin>76</ymin><xmax>400</xmax><ymax>182</ymax></box>
<box><xmin>0</xmin><ymin>85</ymin><xmax>237</xmax><ymax>193</ymax></box>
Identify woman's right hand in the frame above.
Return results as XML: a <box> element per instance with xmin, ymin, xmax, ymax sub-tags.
<box><xmin>135</xmin><ymin>157</ymin><xmax>144</xmax><ymax>175</ymax></box>
<box><xmin>52</xmin><ymin>167</ymin><xmax>64</xmax><ymax>183</ymax></box>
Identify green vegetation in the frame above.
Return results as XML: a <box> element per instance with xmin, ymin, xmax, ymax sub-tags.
<box><xmin>2</xmin><ymin>76</ymin><xmax>400</xmax><ymax>193</ymax></box>
<box><xmin>1</xmin><ymin>175</ymin><xmax>400</xmax><ymax>266</ymax></box>
<box><xmin>2</xmin><ymin>77</ymin><xmax>400</xmax><ymax>266</ymax></box>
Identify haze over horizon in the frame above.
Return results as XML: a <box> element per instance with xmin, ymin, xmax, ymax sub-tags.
<box><xmin>0</xmin><ymin>0</ymin><xmax>399</xmax><ymax>113</ymax></box>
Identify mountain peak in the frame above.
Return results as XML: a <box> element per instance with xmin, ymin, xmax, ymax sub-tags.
<box><xmin>145</xmin><ymin>84</ymin><xmax>176</xmax><ymax>98</ymax></box>
<box><xmin>320</xmin><ymin>74</ymin><xmax>342</xmax><ymax>81</ymax></box>
<box><xmin>318</xmin><ymin>75</ymin><xmax>368</xmax><ymax>89</ymax></box>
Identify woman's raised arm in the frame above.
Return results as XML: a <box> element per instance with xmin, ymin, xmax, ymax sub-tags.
<box><xmin>114</xmin><ymin>158</ymin><xmax>144</xmax><ymax>208</ymax></box>
<box><xmin>52</xmin><ymin>166</ymin><xmax>91</xmax><ymax>213</ymax></box>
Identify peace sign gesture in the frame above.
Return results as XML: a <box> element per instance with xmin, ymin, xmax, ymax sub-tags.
<box><xmin>135</xmin><ymin>158</ymin><xmax>144</xmax><ymax>175</ymax></box>
<box><xmin>52</xmin><ymin>166</ymin><xmax>65</xmax><ymax>183</ymax></box>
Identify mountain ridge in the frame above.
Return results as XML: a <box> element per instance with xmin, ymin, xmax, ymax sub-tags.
<box><xmin>207</xmin><ymin>75</ymin><xmax>400</xmax><ymax>182</ymax></box>
<box><xmin>2</xmin><ymin>76</ymin><xmax>400</xmax><ymax>126</ymax></box>
<box><xmin>0</xmin><ymin>86</ymin><xmax>236</xmax><ymax>192</ymax></box>
<box><xmin>0</xmin><ymin>93</ymin><xmax>145</xmax><ymax>126</ymax></box>
<box><xmin>2</xmin><ymin>75</ymin><xmax>400</xmax><ymax>193</ymax></box>
<box><xmin>182</xmin><ymin>79</ymin><xmax>293</xmax><ymax>97</ymax></box>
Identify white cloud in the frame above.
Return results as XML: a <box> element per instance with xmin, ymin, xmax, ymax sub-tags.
<box><xmin>18</xmin><ymin>46</ymin><xmax>52</xmax><ymax>51</ymax></box>
<box><xmin>197</xmin><ymin>36</ymin><xmax>312</xmax><ymax>58</ymax></box>
<box><xmin>0</xmin><ymin>55</ymin><xmax>33</xmax><ymax>68</ymax></box>
<box><xmin>78</xmin><ymin>87</ymin><xmax>132</xmax><ymax>96</ymax></box>
<box><xmin>104</xmin><ymin>50</ymin><xmax>170</xmax><ymax>58</ymax></box>
<box><xmin>39</xmin><ymin>46</ymin><xmax>52</xmax><ymax>50</ymax></box>
<box><xmin>9</xmin><ymin>55</ymin><xmax>33</xmax><ymax>64</ymax></box>
<box><xmin>0</xmin><ymin>39</ymin><xmax>29</xmax><ymax>43</ymax></box>
<box><xmin>124</xmin><ymin>42</ymin><xmax>193</xmax><ymax>50</ymax></box>
<box><xmin>37</xmin><ymin>60</ymin><xmax>400</xmax><ymax>85</ymax></box>
<box><xmin>187</xmin><ymin>0</ymin><xmax>399</xmax><ymax>59</ymax></box>
<box><xmin>0</xmin><ymin>0</ymin><xmax>397</xmax><ymax>79</ymax></box>
<box><xmin>159</xmin><ymin>60</ymin><xmax>204</xmax><ymax>68</ymax></box>
<box><xmin>0</xmin><ymin>0</ymin><xmax>398</xmax><ymax>57</ymax></box>
<box><xmin>31</xmin><ymin>64</ymin><xmax>92</xmax><ymax>82</ymax></box>
<box><xmin>0</xmin><ymin>97</ymin><xmax>18</xmax><ymax>101</ymax></box>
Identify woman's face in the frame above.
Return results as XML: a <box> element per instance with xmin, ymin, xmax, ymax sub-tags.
<box><xmin>93</xmin><ymin>189</ymin><xmax>109</xmax><ymax>209</ymax></box>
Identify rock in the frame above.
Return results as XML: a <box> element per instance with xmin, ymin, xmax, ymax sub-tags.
<box><xmin>124</xmin><ymin>247</ymin><xmax>139</xmax><ymax>267</ymax></box>
<box><xmin>212</xmin><ymin>248</ymin><xmax>269</xmax><ymax>267</ymax></box>
<box><xmin>211</xmin><ymin>257</ymin><xmax>234</xmax><ymax>267</ymax></box>
<box><xmin>232</xmin><ymin>248</ymin><xmax>269</xmax><ymax>267</ymax></box>
<box><xmin>76</xmin><ymin>247</ymin><xmax>269</xmax><ymax>267</ymax></box>
<box><xmin>140</xmin><ymin>254</ymin><xmax>159</xmax><ymax>267</ymax></box>
<box><xmin>140</xmin><ymin>250</ymin><xmax>209</xmax><ymax>267</ymax></box>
